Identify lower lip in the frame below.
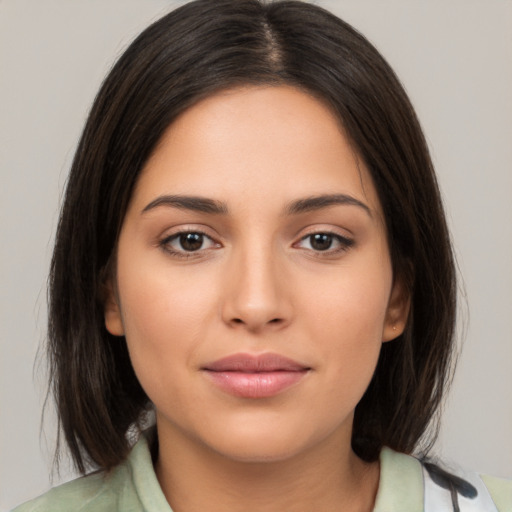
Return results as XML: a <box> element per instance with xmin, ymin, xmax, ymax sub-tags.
<box><xmin>204</xmin><ymin>370</ymin><xmax>308</xmax><ymax>398</ymax></box>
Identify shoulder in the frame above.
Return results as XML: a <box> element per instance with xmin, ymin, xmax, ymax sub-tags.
<box><xmin>11</xmin><ymin>472</ymin><xmax>111</xmax><ymax>512</ymax></box>
<box><xmin>10</xmin><ymin>463</ymin><xmax>141</xmax><ymax>512</ymax></box>
<box><xmin>481</xmin><ymin>474</ymin><xmax>512</xmax><ymax>512</ymax></box>
<box><xmin>11</xmin><ymin>431</ymin><xmax>170</xmax><ymax>512</ymax></box>
<box><xmin>375</xmin><ymin>447</ymin><xmax>512</xmax><ymax>512</ymax></box>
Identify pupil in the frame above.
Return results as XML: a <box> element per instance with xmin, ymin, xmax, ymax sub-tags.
<box><xmin>180</xmin><ymin>233</ymin><xmax>203</xmax><ymax>251</ymax></box>
<box><xmin>311</xmin><ymin>233</ymin><xmax>332</xmax><ymax>251</ymax></box>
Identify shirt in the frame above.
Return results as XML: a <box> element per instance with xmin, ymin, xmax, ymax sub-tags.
<box><xmin>12</xmin><ymin>433</ymin><xmax>512</xmax><ymax>512</ymax></box>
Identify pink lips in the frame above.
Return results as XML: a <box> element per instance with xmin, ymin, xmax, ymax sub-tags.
<box><xmin>202</xmin><ymin>353</ymin><xmax>310</xmax><ymax>398</ymax></box>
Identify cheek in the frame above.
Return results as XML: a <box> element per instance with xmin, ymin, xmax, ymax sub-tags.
<box><xmin>118</xmin><ymin>241</ymin><xmax>219</xmax><ymax>328</ymax></box>
<box><xmin>300</xmin><ymin>255</ymin><xmax>392</xmax><ymax>374</ymax></box>
<box><xmin>306</xmin><ymin>265</ymin><xmax>391</xmax><ymax>335</ymax></box>
<box><xmin>114</xmin><ymin>256</ymin><xmax>219</xmax><ymax>386</ymax></box>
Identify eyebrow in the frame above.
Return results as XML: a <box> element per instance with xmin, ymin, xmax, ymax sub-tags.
<box><xmin>141</xmin><ymin>193</ymin><xmax>371</xmax><ymax>217</ymax></box>
<box><xmin>142</xmin><ymin>195</ymin><xmax>228</xmax><ymax>215</ymax></box>
<box><xmin>285</xmin><ymin>194</ymin><xmax>372</xmax><ymax>217</ymax></box>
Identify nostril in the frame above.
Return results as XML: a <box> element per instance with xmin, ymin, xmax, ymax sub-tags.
<box><xmin>230</xmin><ymin>317</ymin><xmax>282</xmax><ymax>326</ymax></box>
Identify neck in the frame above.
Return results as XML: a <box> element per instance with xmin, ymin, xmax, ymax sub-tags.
<box><xmin>154</xmin><ymin>423</ymin><xmax>379</xmax><ymax>512</ymax></box>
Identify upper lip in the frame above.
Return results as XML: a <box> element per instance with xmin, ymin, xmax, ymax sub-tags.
<box><xmin>202</xmin><ymin>353</ymin><xmax>310</xmax><ymax>373</ymax></box>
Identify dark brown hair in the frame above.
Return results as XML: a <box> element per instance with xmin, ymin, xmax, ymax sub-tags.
<box><xmin>48</xmin><ymin>0</ymin><xmax>456</xmax><ymax>473</ymax></box>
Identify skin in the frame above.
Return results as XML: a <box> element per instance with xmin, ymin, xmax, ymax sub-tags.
<box><xmin>105</xmin><ymin>85</ymin><xmax>409</xmax><ymax>512</ymax></box>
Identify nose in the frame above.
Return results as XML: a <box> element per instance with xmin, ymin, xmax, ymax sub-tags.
<box><xmin>221</xmin><ymin>242</ymin><xmax>292</xmax><ymax>333</ymax></box>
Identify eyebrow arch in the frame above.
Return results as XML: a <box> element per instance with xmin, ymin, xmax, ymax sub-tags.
<box><xmin>285</xmin><ymin>194</ymin><xmax>372</xmax><ymax>217</ymax></box>
<box><xmin>141</xmin><ymin>195</ymin><xmax>228</xmax><ymax>215</ymax></box>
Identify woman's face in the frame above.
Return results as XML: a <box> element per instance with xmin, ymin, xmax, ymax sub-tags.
<box><xmin>105</xmin><ymin>85</ymin><xmax>408</xmax><ymax>463</ymax></box>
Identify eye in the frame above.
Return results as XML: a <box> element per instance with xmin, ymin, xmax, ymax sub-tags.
<box><xmin>161</xmin><ymin>231</ymin><xmax>218</xmax><ymax>255</ymax></box>
<box><xmin>296</xmin><ymin>232</ymin><xmax>354</xmax><ymax>253</ymax></box>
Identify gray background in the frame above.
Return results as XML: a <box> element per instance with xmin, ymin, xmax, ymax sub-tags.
<box><xmin>1</xmin><ymin>0</ymin><xmax>511</xmax><ymax>509</ymax></box>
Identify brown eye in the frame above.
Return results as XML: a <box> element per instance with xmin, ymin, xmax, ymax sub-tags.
<box><xmin>309</xmin><ymin>233</ymin><xmax>333</xmax><ymax>251</ymax></box>
<box><xmin>161</xmin><ymin>231</ymin><xmax>218</xmax><ymax>256</ymax></box>
<box><xmin>179</xmin><ymin>232</ymin><xmax>204</xmax><ymax>251</ymax></box>
<box><xmin>295</xmin><ymin>232</ymin><xmax>354</xmax><ymax>255</ymax></box>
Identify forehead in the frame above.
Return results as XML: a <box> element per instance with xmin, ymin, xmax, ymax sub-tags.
<box><xmin>130</xmin><ymin>85</ymin><xmax>382</xmax><ymax>217</ymax></box>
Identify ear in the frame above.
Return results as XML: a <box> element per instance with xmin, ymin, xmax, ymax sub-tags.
<box><xmin>103</xmin><ymin>279</ymin><xmax>125</xmax><ymax>336</ymax></box>
<box><xmin>382</xmin><ymin>276</ymin><xmax>410</xmax><ymax>342</ymax></box>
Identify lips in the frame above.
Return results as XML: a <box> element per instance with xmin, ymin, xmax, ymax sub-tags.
<box><xmin>202</xmin><ymin>353</ymin><xmax>310</xmax><ymax>398</ymax></box>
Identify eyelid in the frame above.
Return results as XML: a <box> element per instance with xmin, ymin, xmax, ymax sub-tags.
<box><xmin>157</xmin><ymin>224</ymin><xmax>354</xmax><ymax>259</ymax></box>
<box><xmin>159</xmin><ymin>226</ymin><xmax>222</xmax><ymax>258</ymax></box>
<box><xmin>293</xmin><ymin>227</ymin><xmax>355</xmax><ymax>255</ymax></box>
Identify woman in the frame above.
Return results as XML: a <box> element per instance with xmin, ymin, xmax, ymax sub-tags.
<box><xmin>12</xmin><ymin>0</ymin><xmax>511</xmax><ymax>510</ymax></box>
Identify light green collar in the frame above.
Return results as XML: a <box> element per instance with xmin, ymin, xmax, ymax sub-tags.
<box><xmin>373</xmin><ymin>447</ymin><xmax>424</xmax><ymax>512</ymax></box>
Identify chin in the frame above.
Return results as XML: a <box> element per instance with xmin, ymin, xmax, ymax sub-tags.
<box><xmin>210</xmin><ymin>438</ymin><xmax>307</xmax><ymax>465</ymax></box>
<box><xmin>197</xmin><ymin>418</ymin><xmax>334</xmax><ymax>465</ymax></box>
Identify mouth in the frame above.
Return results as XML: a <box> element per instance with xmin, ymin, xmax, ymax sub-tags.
<box><xmin>201</xmin><ymin>353</ymin><xmax>311</xmax><ymax>398</ymax></box>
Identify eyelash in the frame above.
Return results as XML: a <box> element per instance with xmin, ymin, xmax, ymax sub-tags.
<box><xmin>160</xmin><ymin>230</ymin><xmax>218</xmax><ymax>259</ymax></box>
<box><xmin>295</xmin><ymin>231</ymin><xmax>355</xmax><ymax>255</ymax></box>
<box><xmin>159</xmin><ymin>230</ymin><xmax>355</xmax><ymax>259</ymax></box>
